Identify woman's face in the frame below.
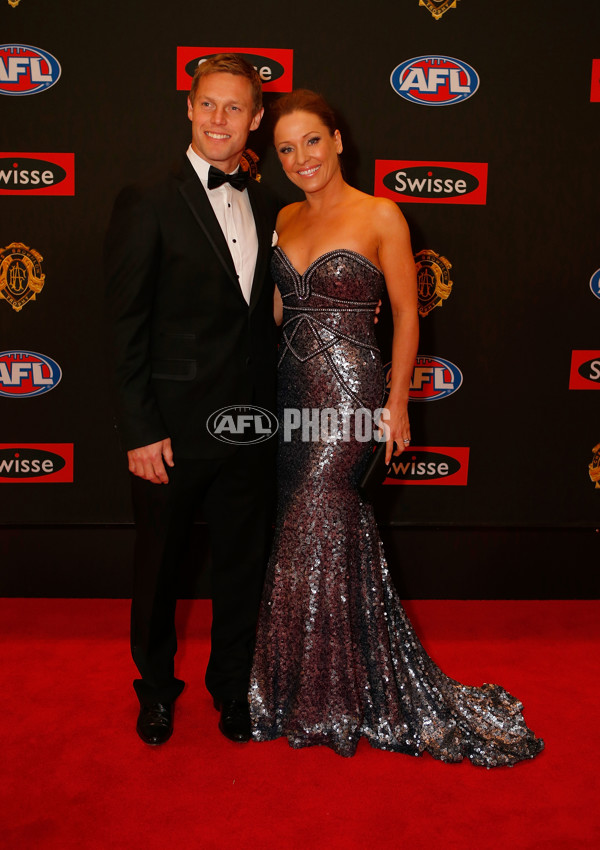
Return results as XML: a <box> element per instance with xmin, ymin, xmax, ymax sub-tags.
<box><xmin>274</xmin><ymin>110</ymin><xmax>342</xmax><ymax>193</ymax></box>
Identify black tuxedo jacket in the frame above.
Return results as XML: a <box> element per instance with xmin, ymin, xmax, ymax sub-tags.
<box><xmin>104</xmin><ymin>155</ymin><xmax>280</xmax><ymax>458</ymax></box>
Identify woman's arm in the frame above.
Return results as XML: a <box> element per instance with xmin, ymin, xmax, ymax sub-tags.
<box><xmin>375</xmin><ymin>199</ymin><xmax>419</xmax><ymax>464</ymax></box>
<box><xmin>274</xmin><ymin>285</ymin><xmax>283</xmax><ymax>325</ymax></box>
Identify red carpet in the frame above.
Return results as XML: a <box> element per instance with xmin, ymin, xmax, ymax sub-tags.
<box><xmin>2</xmin><ymin>599</ymin><xmax>598</xmax><ymax>849</ymax></box>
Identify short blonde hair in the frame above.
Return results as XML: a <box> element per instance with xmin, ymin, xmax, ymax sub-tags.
<box><xmin>189</xmin><ymin>54</ymin><xmax>263</xmax><ymax>115</ymax></box>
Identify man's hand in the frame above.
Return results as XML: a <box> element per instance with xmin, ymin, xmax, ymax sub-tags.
<box><xmin>128</xmin><ymin>438</ymin><xmax>174</xmax><ymax>484</ymax></box>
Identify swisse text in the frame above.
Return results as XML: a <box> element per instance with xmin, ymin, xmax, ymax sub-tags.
<box><xmin>194</xmin><ymin>54</ymin><xmax>278</xmax><ymax>82</ymax></box>
<box><xmin>393</xmin><ymin>458</ymin><xmax>450</xmax><ymax>477</ymax></box>
<box><xmin>384</xmin><ymin>446</ymin><xmax>470</xmax><ymax>486</ymax></box>
<box><xmin>579</xmin><ymin>359</ymin><xmax>600</xmax><ymax>382</ymax></box>
<box><xmin>0</xmin><ymin>154</ymin><xmax>74</xmax><ymax>196</ymax></box>
<box><xmin>207</xmin><ymin>406</ymin><xmax>278</xmax><ymax>445</ymax></box>
<box><xmin>0</xmin><ymin>451</ymin><xmax>65</xmax><ymax>477</ymax></box>
<box><xmin>375</xmin><ymin>160</ymin><xmax>488</xmax><ymax>206</ymax></box>
<box><xmin>0</xmin><ymin>443</ymin><xmax>74</xmax><ymax>483</ymax></box>
<box><xmin>394</xmin><ymin>170</ymin><xmax>468</xmax><ymax>195</ymax></box>
<box><xmin>177</xmin><ymin>47</ymin><xmax>292</xmax><ymax>93</ymax></box>
<box><xmin>0</xmin><ymin>163</ymin><xmax>61</xmax><ymax>188</ymax></box>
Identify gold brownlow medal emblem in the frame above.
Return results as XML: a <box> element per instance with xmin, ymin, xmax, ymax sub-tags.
<box><xmin>239</xmin><ymin>149</ymin><xmax>261</xmax><ymax>182</ymax></box>
<box><xmin>0</xmin><ymin>242</ymin><xmax>45</xmax><ymax>312</ymax></box>
<box><xmin>589</xmin><ymin>443</ymin><xmax>600</xmax><ymax>489</ymax></box>
<box><xmin>415</xmin><ymin>249</ymin><xmax>453</xmax><ymax>317</ymax></box>
<box><xmin>419</xmin><ymin>0</ymin><xmax>461</xmax><ymax>20</ymax></box>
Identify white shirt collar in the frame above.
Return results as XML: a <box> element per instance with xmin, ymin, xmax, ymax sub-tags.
<box><xmin>186</xmin><ymin>145</ymin><xmax>241</xmax><ymax>185</ymax></box>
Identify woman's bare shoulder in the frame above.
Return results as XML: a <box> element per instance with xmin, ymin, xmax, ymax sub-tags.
<box><xmin>348</xmin><ymin>189</ymin><xmax>401</xmax><ymax>218</ymax></box>
<box><xmin>366</xmin><ymin>196</ymin><xmax>410</xmax><ymax>240</ymax></box>
<box><xmin>276</xmin><ymin>201</ymin><xmax>304</xmax><ymax>231</ymax></box>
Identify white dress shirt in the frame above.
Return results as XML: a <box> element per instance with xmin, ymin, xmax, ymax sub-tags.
<box><xmin>187</xmin><ymin>145</ymin><xmax>258</xmax><ymax>304</ymax></box>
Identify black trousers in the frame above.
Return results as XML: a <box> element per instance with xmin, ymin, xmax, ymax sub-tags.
<box><xmin>129</xmin><ymin>441</ymin><xmax>275</xmax><ymax>706</ymax></box>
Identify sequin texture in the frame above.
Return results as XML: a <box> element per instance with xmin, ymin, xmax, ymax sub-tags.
<box><xmin>249</xmin><ymin>248</ymin><xmax>544</xmax><ymax>765</ymax></box>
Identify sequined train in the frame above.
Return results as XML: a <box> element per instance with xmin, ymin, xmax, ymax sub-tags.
<box><xmin>249</xmin><ymin>248</ymin><xmax>544</xmax><ymax>766</ymax></box>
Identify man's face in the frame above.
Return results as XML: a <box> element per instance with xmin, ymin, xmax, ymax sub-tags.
<box><xmin>187</xmin><ymin>72</ymin><xmax>263</xmax><ymax>173</ymax></box>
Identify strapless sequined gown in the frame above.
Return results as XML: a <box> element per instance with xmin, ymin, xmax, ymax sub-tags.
<box><xmin>249</xmin><ymin>247</ymin><xmax>543</xmax><ymax>765</ymax></box>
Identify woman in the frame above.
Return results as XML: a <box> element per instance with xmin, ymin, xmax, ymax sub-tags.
<box><xmin>249</xmin><ymin>90</ymin><xmax>543</xmax><ymax>765</ymax></box>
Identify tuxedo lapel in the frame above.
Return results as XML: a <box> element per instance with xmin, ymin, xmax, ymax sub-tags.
<box><xmin>247</xmin><ymin>179</ymin><xmax>272</xmax><ymax>313</ymax></box>
<box><xmin>176</xmin><ymin>159</ymin><xmax>241</xmax><ymax>290</ymax></box>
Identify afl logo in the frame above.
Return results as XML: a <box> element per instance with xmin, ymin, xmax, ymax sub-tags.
<box><xmin>207</xmin><ymin>405</ymin><xmax>278</xmax><ymax>445</ymax></box>
<box><xmin>384</xmin><ymin>356</ymin><xmax>462</xmax><ymax>401</ymax></box>
<box><xmin>390</xmin><ymin>56</ymin><xmax>479</xmax><ymax>106</ymax></box>
<box><xmin>0</xmin><ymin>45</ymin><xmax>61</xmax><ymax>96</ymax></box>
<box><xmin>0</xmin><ymin>351</ymin><xmax>62</xmax><ymax>397</ymax></box>
<box><xmin>590</xmin><ymin>268</ymin><xmax>600</xmax><ymax>300</ymax></box>
<box><xmin>408</xmin><ymin>355</ymin><xmax>462</xmax><ymax>401</ymax></box>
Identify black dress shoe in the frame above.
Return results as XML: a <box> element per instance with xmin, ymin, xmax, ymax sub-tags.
<box><xmin>213</xmin><ymin>697</ymin><xmax>252</xmax><ymax>743</ymax></box>
<box><xmin>136</xmin><ymin>702</ymin><xmax>173</xmax><ymax>745</ymax></box>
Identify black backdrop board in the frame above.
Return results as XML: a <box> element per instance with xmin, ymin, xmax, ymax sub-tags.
<box><xmin>0</xmin><ymin>2</ymin><xmax>598</xmax><ymax>596</ymax></box>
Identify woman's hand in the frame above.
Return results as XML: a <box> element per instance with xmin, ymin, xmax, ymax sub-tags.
<box><xmin>379</xmin><ymin>403</ymin><xmax>411</xmax><ymax>465</ymax></box>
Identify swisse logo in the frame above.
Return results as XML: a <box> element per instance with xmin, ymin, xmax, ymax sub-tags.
<box><xmin>385</xmin><ymin>447</ymin><xmax>469</xmax><ymax>486</ymax></box>
<box><xmin>569</xmin><ymin>351</ymin><xmax>600</xmax><ymax>390</ymax></box>
<box><xmin>0</xmin><ymin>45</ymin><xmax>61</xmax><ymax>96</ymax></box>
<box><xmin>590</xmin><ymin>268</ymin><xmax>600</xmax><ymax>300</ymax></box>
<box><xmin>207</xmin><ymin>405</ymin><xmax>278</xmax><ymax>445</ymax></box>
<box><xmin>0</xmin><ymin>444</ymin><xmax>74</xmax><ymax>483</ymax></box>
<box><xmin>0</xmin><ymin>153</ymin><xmax>75</xmax><ymax>195</ymax></box>
<box><xmin>0</xmin><ymin>350</ymin><xmax>62</xmax><ymax>397</ymax></box>
<box><xmin>374</xmin><ymin>160</ymin><xmax>488</xmax><ymax>205</ymax></box>
<box><xmin>391</xmin><ymin>56</ymin><xmax>479</xmax><ymax>106</ymax></box>
<box><xmin>177</xmin><ymin>47</ymin><xmax>293</xmax><ymax>92</ymax></box>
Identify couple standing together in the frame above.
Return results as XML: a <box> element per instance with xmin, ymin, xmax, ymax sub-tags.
<box><xmin>105</xmin><ymin>54</ymin><xmax>543</xmax><ymax>766</ymax></box>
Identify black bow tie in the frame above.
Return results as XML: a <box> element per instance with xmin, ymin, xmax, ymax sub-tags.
<box><xmin>207</xmin><ymin>166</ymin><xmax>249</xmax><ymax>191</ymax></box>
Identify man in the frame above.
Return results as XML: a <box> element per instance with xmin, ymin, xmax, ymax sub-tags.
<box><xmin>104</xmin><ymin>55</ymin><xmax>279</xmax><ymax>746</ymax></box>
